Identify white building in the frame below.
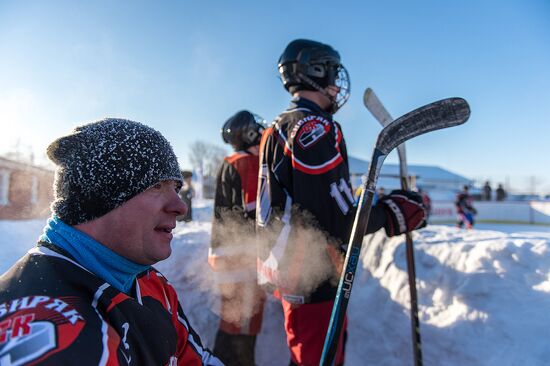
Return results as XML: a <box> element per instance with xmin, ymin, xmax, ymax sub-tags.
<box><xmin>347</xmin><ymin>156</ymin><xmax>550</xmax><ymax>225</ymax></box>
<box><xmin>348</xmin><ymin>156</ymin><xmax>472</xmax><ymax>200</ymax></box>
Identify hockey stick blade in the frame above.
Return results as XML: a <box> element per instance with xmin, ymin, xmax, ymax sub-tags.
<box><xmin>376</xmin><ymin>97</ymin><xmax>470</xmax><ymax>155</ymax></box>
<box><xmin>364</xmin><ymin>87</ymin><xmax>394</xmax><ymax>126</ymax></box>
<box><xmin>364</xmin><ymin>88</ymin><xmax>409</xmax><ymax>175</ymax></box>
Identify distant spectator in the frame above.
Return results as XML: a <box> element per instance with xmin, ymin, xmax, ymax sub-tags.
<box><xmin>178</xmin><ymin>170</ymin><xmax>195</xmax><ymax>222</ymax></box>
<box><xmin>483</xmin><ymin>181</ymin><xmax>492</xmax><ymax>201</ymax></box>
<box><xmin>496</xmin><ymin>184</ymin><xmax>506</xmax><ymax>202</ymax></box>
<box><xmin>456</xmin><ymin>185</ymin><xmax>477</xmax><ymax>229</ymax></box>
<box><xmin>418</xmin><ymin>188</ymin><xmax>432</xmax><ymax>219</ymax></box>
<box><xmin>377</xmin><ymin>186</ymin><xmax>386</xmax><ymax>200</ymax></box>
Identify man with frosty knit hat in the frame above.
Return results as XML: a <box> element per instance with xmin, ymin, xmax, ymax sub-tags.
<box><xmin>0</xmin><ymin>118</ymin><xmax>224</xmax><ymax>365</ymax></box>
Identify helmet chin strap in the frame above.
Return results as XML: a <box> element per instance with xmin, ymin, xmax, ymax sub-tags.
<box><xmin>297</xmin><ymin>72</ymin><xmax>339</xmax><ymax>114</ymax></box>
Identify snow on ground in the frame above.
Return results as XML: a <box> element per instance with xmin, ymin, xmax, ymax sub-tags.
<box><xmin>2</xmin><ymin>200</ymin><xmax>550</xmax><ymax>365</ymax></box>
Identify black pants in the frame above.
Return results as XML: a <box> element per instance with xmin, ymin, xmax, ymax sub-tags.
<box><xmin>213</xmin><ymin>329</ymin><xmax>257</xmax><ymax>366</ymax></box>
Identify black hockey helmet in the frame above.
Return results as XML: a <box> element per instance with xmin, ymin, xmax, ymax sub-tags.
<box><xmin>181</xmin><ymin>170</ymin><xmax>193</xmax><ymax>179</ymax></box>
<box><xmin>278</xmin><ymin>39</ymin><xmax>350</xmax><ymax>113</ymax></box>
<box><xmin>221</xmin><ymin>110</ymin><xmax>267</xmax><ymax>151</ymax></box>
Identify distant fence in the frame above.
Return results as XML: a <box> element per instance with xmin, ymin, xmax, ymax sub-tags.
<box><xmin>430</xmin><ymin>201</ymin><xmax>550</xmax><ymax>225</ymax></box>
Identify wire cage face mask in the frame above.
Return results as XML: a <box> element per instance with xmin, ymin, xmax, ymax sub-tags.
<box><xmin>243</xmin><ymin>113</ymin><xmax>268</xmax><ymax>146</ymax></box>
<box><xmin>252</xmin><ymin>113</ymin><xmax>269</xmax><ymax>130</ymax></box>
<box><xmin>304</xmin><ymin>61</ymin><xmax>350</xmax><ymax>113</ymax></box>
<box><xmin>332</xmin><ymin>64</ymin><xmax>350</xmax><ymax>113</ymax></box>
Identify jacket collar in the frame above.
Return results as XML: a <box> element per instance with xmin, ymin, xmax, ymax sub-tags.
<box><xmin>289</xmin><ymin>97</ymin><xmax>333</xmax><ymax>120</ymax></box>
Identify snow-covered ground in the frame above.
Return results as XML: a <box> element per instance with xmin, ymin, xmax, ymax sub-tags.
<box><xmin>2</xmin><ymin>200</ymin><xmax>550</xmax><ymax>365</ymax></box>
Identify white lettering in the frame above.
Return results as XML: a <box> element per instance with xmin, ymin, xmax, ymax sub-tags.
<box><xmin>28</xmin><ymin>296</ymin><xmax>50</xmax><ymax>308</ymax></box>
<box><xmin>330</xmin><ymin>182</ymin><xmax>349</xmax><ymax>214</ymax></box>
<box><xmin>62</xmin><ymin>309</ymin><xmax>84</xmax><ymax>325</ymax></box>
<box><xmin>44</xmin><ymin>298</ymin><xmax>69</xmax><ymax>312</ymax></box>
<box><xmin>338</xmin><ymin>179</ymin><xmax>354</xmax><ymax>203</ymax></box>
<box><xmin>1</xmin><ymin>296</ymin><xmax>83</xmax><ymax>325</ymax></box>
<box><xmin>8</xmin><ymin>297</ymin><xmax>32</xmax><ymax>312</ymax></box>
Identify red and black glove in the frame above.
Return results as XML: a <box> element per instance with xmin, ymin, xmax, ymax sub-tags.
<box><xmin>379</xmin><ymin>190</ymin><xmax>428</xmax><ymax>237</ymax></box>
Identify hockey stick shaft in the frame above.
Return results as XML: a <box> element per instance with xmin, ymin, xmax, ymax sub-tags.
<box><xmin>320</xmin><ymin>147</ymin><xmax>385</xmax><ymax>366</ymax></box>
<box><xmin>364</xmin><ymin>88</ymin><xmax>423</xmax><ymax>366</ymax></box>
<box><xmin>320</xmin><ymin>96</ymin><xmax>470</xmax><ymax>366</ymax></box>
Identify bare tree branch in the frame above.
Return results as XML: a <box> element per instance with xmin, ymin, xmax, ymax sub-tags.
<box><xmin>188</xmin><ymin>140</ymin><xmax>227</xmax><ymax>178</ymax></box>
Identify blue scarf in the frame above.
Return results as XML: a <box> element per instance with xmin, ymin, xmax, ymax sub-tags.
<box><xmin>39</xmin><ymin>216</ymin><xmax>150</xmax><ymax>294</ymax></box>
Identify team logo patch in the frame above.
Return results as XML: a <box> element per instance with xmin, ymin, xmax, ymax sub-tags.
<box><xmin>0</xmin><ymin>296</ymin><xmax>85</xmax><ymax>365</ymax></box>
<box><xmin>293</xmin><ymin>116</ymin><xmax>330</xmax><ymax>150</ymax></box>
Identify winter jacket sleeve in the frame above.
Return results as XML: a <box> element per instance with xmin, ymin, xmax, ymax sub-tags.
<box><xmin>162</xmin><ymin>283</ymin><xmax>223</xmax><ymax>366</ymax></box>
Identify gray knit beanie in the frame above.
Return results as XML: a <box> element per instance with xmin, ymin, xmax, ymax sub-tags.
<box><xmin>47</xmin><ymin>118</ymin><xmax>183</xmax><ymax>225</ymax></box>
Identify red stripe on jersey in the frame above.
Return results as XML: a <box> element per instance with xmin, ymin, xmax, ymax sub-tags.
<box><xmin>105</xmin><ymin>325</ymin><xmax>122</xmax><ymax>366</ymax></box>
<box><xmin>107</xmin><ymin>293</ymin><xmax>130</xmax><ymax>312</ymax></box>
<box><xmin>334</xmin><ymin>124</ymin><xmax>343</xmax><ymax>151</ymax></box>
<box><xmin>283</xmin><ymin>143</ymin><xmax>293</xmax><ymax>157</ymax></box>
<box><xmin>259</xmin><ymin>126</ymin><xmax>274</xmax><ymax>152</ymax></box>
<box><xmin>291</xmin><ymin>154</ymin><xmax>343</xmax><ymax>175</ymax></box>
<box><xmin>136</xmin><ymin>274</ymin><xmax>172</xmax><ymax>312</ymax></box>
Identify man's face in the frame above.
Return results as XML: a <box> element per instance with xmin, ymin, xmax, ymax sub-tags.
<box><xmin>100</xmin><ymin>180</ymin><xmax>186</xmax><ymax>265</ymax></box>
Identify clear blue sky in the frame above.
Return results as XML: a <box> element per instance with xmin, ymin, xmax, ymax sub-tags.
<box><xmin>1</xmin><ymin>0</ymin><xmax>549</xmax><ymax>194</ymax></box>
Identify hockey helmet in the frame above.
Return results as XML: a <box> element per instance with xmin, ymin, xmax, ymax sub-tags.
<box><xmin>221</xmin><ymin>110</ymin><xmax>267</xmax><ymax>151</ymax></box>
<box><xmin>181</xmin><ymin>170</ymin><xmax>193</xmax><ymax>179</ymax></box>
<box><xmin>278</xmin><ymin>39</ymin><xmax>350</xmax><ymax>113</ymax></box>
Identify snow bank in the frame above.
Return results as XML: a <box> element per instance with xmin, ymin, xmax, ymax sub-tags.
<box><xmin>2</xmin><ymin>200</ymin><xmax>550</xmax><ymax>365</ymax></box>
<box><xmin>0</xmin><ymin>219</ymin><xmax>44</xmax><ymax>273</ymax></box>
<box><xmin>347</xmin><ymin>227</ymin><xmax>550</xmax><ymax>365</ymax></box>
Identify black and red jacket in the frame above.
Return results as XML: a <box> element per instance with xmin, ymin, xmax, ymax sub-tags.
<box><xmin>256</xmin><ymin>97</ymin><xmax>385</xmax><ymax>304</ymax></box>
<box><xmin>212</xmin><ymin>151</ymin><xmax>259</xmax><ymax>227</ymax></box>
<box><xmin>0</xmin><ymin>244</ymin><xmax>222</xmax><ymax>366</ymax></box>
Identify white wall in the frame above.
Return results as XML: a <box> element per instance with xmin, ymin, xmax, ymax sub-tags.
<box><xmin>430</xmin><ymin>200</ymin><xmax>550</xmax><ymax>225</ymax></box>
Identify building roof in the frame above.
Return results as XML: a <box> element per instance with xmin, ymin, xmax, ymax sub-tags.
<box><xmin>348</xmin><ymin>156</ymin><xmax>472</xmax><ymax>199</ymax></box>
<box><xmin>348</xmin><ymin>156</ymin><xmax>470</xmax><ymax>182</ymax></box>
<box><xmin>0</xmin><ymin>156</ymin><xmax>54</xmax><ymax>174</ymax></box>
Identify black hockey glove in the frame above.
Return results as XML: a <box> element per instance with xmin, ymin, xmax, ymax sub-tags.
<box><xmin>379</xmin><ymin>190</ymin><xmax>428</xmax><ymax>237</ymax></box>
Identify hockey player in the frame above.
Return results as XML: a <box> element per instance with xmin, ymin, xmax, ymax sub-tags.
<box><xmin>0</xmin><ymin>119</ymin><xmax>222</xmax><ymax>366</ymax></box>
<box><xmin>456</xmin><ymin>185</ymin><xmax>477</xmax><ymax>228</ymax></box>
<box><xmin>209</xmin><ymin>110</ymin><xmax>267</xmax><ymax>366</ymax></box>
<box><xmin>256</xmin><ymin>39</ymin><xmax>428</xmax><ymax>365</ymax></box>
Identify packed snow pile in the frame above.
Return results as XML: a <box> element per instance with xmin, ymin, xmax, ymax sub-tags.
<box><xmin>2</xmin><ymin>200</ymin><xmax>550</xmax><ymax>365</ymax></box>
<box><xmin>346</xmin><ymin>227</ymin><xmax>550</xmax><ymax>366</ymax></box>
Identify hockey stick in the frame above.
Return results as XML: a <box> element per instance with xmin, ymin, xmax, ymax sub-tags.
<box><xmin>320</xmin><ymin>96</ymin><xmax>470</xmax><ymax>366</ymax></box>
<box><xmin>364</xmin><ymin>88</ymin><xmax>423</xmax><ymax>366</ymax></box>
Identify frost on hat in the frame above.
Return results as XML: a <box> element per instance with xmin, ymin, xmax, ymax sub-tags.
<box><xmin>47</xmin><ymin>118</ymin><xmax>183</xmax><ymax>225</ymax></box>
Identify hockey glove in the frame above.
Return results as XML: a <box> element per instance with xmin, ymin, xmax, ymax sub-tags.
<box><xmin>379</xmin><ymin>190</ymin><xmax>428</xmax><ymax>237</ymax></box>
